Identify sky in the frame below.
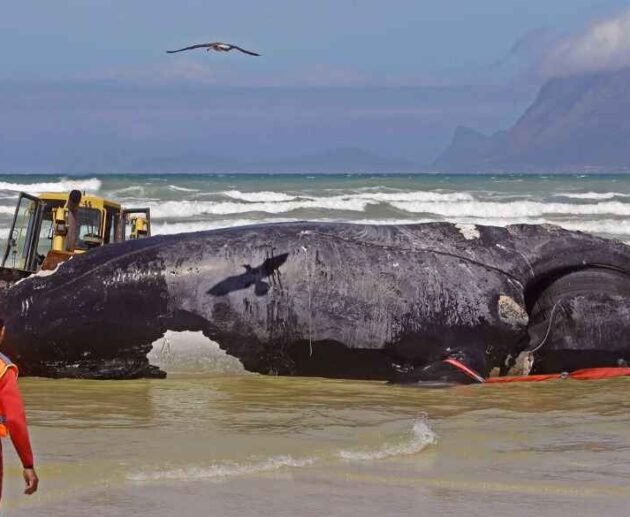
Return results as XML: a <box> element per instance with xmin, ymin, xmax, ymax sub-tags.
<box><xmin>1</xmin><ymin>0</ymin><xmax>629</xmax><ymax>172</ymax></box>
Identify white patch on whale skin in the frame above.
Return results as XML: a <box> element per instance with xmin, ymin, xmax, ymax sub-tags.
<box><xmin>497</xmin><ymin>295</ymin><xmax>529</xmax><ymax>327</ymax></box>
<box><xmin>455</xmin><ymin>223</ymin><xmax>480</xmax><ymax>240</ymax></box>
<box><xmin>148</xmin><ymin>330</ymin><xmax>246</xmax><ymax>374</ymax></box>
<box><xmin>13</xmin><ymin>258</ymin><xmax>70</xmax><ymax>287</ymax></box>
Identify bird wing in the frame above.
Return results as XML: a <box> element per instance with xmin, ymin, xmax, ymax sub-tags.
<box><xmin>230</xmin><ymin>45</ymin><xmax>261</xmax><ymax>56</ymax></box>
<box><xmin>207</xmin><ymin>272</ymin><xmax>256</xmax><ymax>296</ymax></box>
<box><xmin>166</xmin><ymin>43</ymin><xmax>215</xmax><ymax>54</ymax></box>
<box><xmin>259</xmin><ymin>253</ymin><xmax>289</xmax><ymax>277</ymax></box>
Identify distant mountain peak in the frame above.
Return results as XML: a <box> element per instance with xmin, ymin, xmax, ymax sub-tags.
<box><xmin>435</xmin><ymin>66</ymin><xmax>630</xmax><ymax>173</ymax></box>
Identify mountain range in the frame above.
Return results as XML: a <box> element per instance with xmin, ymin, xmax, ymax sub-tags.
<box><xmin>435</xmin><ymin>66</ymin><xmax>630</xmax><ymax>172</ymax></box>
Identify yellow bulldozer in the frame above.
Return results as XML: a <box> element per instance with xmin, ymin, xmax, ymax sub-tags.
<box><xmin>0</xmin><ymin>191</ymin><xmax>151</xmax><ymax>286</ymax></box>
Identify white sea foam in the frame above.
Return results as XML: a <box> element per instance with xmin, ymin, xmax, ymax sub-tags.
<box><xmin>222</xmin><ymin>190</ymin><xmax>299</xmax><ymax>202</ymax></box>
<box><xmin>391</xmin><ymin>200</ymin><xmax>630</xmax><ymax>218</ymax></box>
<box><xmin>0</xmin><ymin>178</ymin><xmax>102</xmax><ymax>194</ymax></box>
<box><xmin>353</xmin><ymin>191</ymin><xmax>474</xmax><ymax>202</ymax></box>
<box><xmin>216</xmin><ymin>190</ymin><xmax>475</xmax><ymax>205</ymax></box>
<box><xmin>128</xmin><ymin>455</ymin><xmax>316</xmax><ymax>482</ymax></box>
<box><xmin>169</xmin><ymin>185</ymin><xmax>200</xmax><ymax>193</ymax></box>
<box><xmin>108</xmin><ymin>185</ymin><xmax>146</xmax><ymax>195</ymax></box>
<box><xmin>129</xmin><ymin>418</ymin><xmax>436</xmax><ymax>483</ymax></box>
<box><xmin>547</xmin><ymin>219</ymin><xmax>630</xmax><ymax>236</ymax></box>
<box><xmin>149</xmin><ymin>197</ymin><xmax>374</xmax><ymax>218</ymax></box>
<box><xmin>337</xmin><ymin>416</ymin><xmax>439</xmax><ymax>462</ymax></box>
<box><xmin>338</xmin><ymin>418</ymin><xmax>437</xmax><ymax>461</ymax></box>
<box><xmin>152</xmin><ymin>218</ymin><xmax>297</xmax><ymax>235</ymax></box>
<box><xmin>148</xmin><ymin>191</ymin><xmax>483</xmax><ymax>218</ymax></box>
<box><xmin>553</xmin><ymin>192</ymin><xmax>630</xmax><ymax>200</ymax></box>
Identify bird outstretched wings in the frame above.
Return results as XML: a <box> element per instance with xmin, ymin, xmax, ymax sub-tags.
<box><xmin>166</xmin><ymin>42</ymin><xmax>260</xmax><ymax>56</ymax></box>
<box><xmin>208</xmin><ymin>253</ymin><xmax>289</xmax><ymax>297</ymax></box>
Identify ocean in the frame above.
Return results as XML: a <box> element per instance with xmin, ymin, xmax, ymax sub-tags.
<box><xmin>1</xmin><ymin>173</ymin><xmax>630</xmax><ymax>244</ymax></box>
<box><xmin>2</xmin><ymin>173</ymin><xmax>630</xmax><ymax>516</ymax></box>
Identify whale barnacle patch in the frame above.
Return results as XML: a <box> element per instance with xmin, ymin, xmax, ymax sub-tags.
<box><xmin>497</xmin><ymin>295</ymin><xmax>528</xmax><ymax>327</ymax></box>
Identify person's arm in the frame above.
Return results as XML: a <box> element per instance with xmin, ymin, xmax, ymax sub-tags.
<box><xmin>0</xmin><ymin>369</ymin><xmax>38</xmax><ymax>494</ymax></box>
<box><xmin>0</xmin><ymin>369</ymin><xmax>34</xmax><ymax>468</ymax></box>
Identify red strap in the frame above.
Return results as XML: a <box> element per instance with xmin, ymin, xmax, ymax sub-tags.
<box><xmin>569</xmin><ymin>367</ymin><xmax>630</xmax><ymax>380</ymax></box>
<box><xmin>485</xmin><ymin>367</ymin><xmax>630</xmax><ymax>384</ymax></box>
<box><xmin>443</xmin><ymin>358</ymin><xmax>485</xmax><ymax>383</ymax></box>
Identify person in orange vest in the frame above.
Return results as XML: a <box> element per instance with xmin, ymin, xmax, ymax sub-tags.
<box><xmin>0</xmin><ymin>319</ymin><xmax>38</xmax><ymax>502</ymax></box>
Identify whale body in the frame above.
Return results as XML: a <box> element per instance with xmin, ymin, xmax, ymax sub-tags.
<box><xmin>1</xmin><ymin>222</ymin><xmax>630</xmax><ymax>382</ymax></box>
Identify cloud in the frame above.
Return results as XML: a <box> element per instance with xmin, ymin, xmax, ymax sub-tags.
<box><xmin>542</xmin><ymin>9</ymin><xmax>630</xmax><ymax>77</ymax></box>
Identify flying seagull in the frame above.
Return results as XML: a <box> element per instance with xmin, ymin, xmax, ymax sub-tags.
<box><xmin>166</xmin><ymin>42</ymin><xmax>260</xmax><ymax>56</ymax></box>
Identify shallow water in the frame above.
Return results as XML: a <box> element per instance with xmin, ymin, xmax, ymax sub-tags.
<box><xmin>5</xmin><ymin>374</ymin><xmax>630</xmax><ymax>516</ymax></box>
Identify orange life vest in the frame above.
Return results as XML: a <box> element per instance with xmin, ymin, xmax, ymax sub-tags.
<box><xmin>0</xmin><ymin>353</ymin><xmax>18</xmax><ymax>438</ymax></box>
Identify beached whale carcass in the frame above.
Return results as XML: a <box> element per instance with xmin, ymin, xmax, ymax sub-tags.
<box><xmin>1</xmin><ymin>222</ymin><xmax>630</xmax><ymax>382</ymax></box>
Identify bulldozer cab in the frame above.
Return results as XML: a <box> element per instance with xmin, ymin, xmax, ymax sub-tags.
<box><xmin>1</xmin><ymin>192</ymin><xmax>151</xmax><ymax>281</ymax></box>
<box><xmin>122</xmin><ymin>208</ymin><xmax>152</xmax><ymax>240</ymax></box>
<box><xmin>2</xmin><ymin>192</ymin><xmax>42</xmax><ymax>274</ymax></box>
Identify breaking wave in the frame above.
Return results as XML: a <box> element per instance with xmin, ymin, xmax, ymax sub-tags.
<box><xmin>142</xmin><ymin>189</ymin><xmax>630</xmax><ymax>220</ymax></box>
<box><xmin>338</xmin><ymin>418</ymin><xmax>437</xmax><ymax>461</ymax></box>
<box><xmin>391</xmin><ymin>200</ymin><xmax>630</xmax><ymax>218</ymax></box>
<box><xmin>553</xmin><ymin>192</ymin><xmax>630</xmax><ymax>200</ymax></box>
<box><xmin>128</xmin><ymin>455</ymin><xmax>316</xmax><ymax>482</ymax></box>
<box><xmin>353</xmin><ymin>191</ymin><xmax>474</xmax><ymax>202</ymax></box>
<box><xmin>222</xmin><ymin>190</ymin><xmax>299</xmax><ymax>202</ymax></box>
<box><xmin>220</xmin><ymin>190</ymin><xmax>473</xmax><ymax>204</ymax></box>
<box><xmin>152</xmin><ymin>218</ymin><xmax>297</xmax><ymax>235</ymax></box>
<box><xmin>169</xmin><ymin>185</ymin><xmax>199</xmax><ymax>193</ymax></box>
<box><xmin>128</xmin><ymin>418</ymin><xmax>436</xmax><ymax>483</ymax></box>
<box><xmin>108</xmin><ymin>185</ymin><xmax>146</xmax><ymax>196</ymax></box>
<box><xmin>0</xmin><ymin>178</ymin><xmax>101</xmax><ymax>194</ymax></box>
<box><xmin>149</xmin><ymin>197</ymin><xmax>373</xmax><ymax>218</ymax></box>
<box><xmin>148</xmin><ymin>191</ymin><xmax>489</xmax><ymax>218</ymax></box>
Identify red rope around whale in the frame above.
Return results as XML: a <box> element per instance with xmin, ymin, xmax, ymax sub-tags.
<box><xmin>443</xmin><ymin>358</ymin><xmax>630</xmax><ymax>384</ymax></box>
